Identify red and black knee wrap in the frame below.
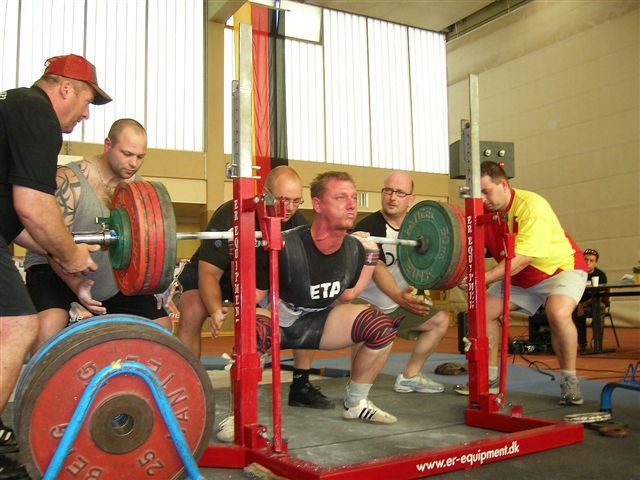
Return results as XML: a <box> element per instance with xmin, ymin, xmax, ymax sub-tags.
<box><xmin>256</xmin><ymin>314</ymin><xmax>272</xmax><ymax>354</ymax></box>
<box><xmin>351</xmin><ymin>307</ymin><xmax>398</xmax><ymax>350</ymax></box>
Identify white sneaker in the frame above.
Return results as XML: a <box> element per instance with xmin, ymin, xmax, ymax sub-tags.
<box><xmin>394</xmin><ymin>373</ymin><xmax>445</xmax><ymax>393</ymax></box>
<box><xmin>216</xmin><ymin>415</ymin><xmax>234</xmax><ymax>443</ymax></box>
<box><xmin>454</xmin><ymin>378</ymin><xmax>499</xmax><ymax>396</ymax></box>
<box><xmin>342</xmin><ymin>399</ymin><xmax>397</xmax><ymax>424</ymax></box>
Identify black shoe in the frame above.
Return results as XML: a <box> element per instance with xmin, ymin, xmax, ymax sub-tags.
<box><xmin>0</xmin><ymin>455</ymin><xmax>29</xmax><ymax>480</ymax></box>
<box><xmin>288</xmin><ymin>383</ymin><xmax>335</xmax><ymax>409</ymax></box>
<box><xmin>0</xmin><ymin>425</ymin><xmax>18</xmax><ymax>454</ymax></box>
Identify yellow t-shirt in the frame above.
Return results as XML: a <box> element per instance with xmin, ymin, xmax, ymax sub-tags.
<box><xmin>508</xmin><ymin>189</ymin><xmax>576</xmax><ymax>275</ymax></box>
<box><xmin>485</xmin><ymin>188</ymin><xmax>584</xmax><ymax>288</ymax></box>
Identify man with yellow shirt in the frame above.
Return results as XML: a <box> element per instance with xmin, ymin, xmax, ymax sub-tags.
<box><xmin>456</xmin><ymin>161</ymin><xmax>588</xmax><ymax>405</ymax></box>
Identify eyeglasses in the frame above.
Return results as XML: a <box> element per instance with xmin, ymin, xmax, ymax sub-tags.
<box><xmin>583</xmin><ymin>249</ymin><xmax>599</xmax><ymax>258</ymax></box>
<box><xmin>278</xmin><ymin>196</ymin><xmax>304</xmax><ymax>207</ymax></box>
<box><xmin>381</xmin><ymin>187</ymin><xmax>412</xmax><ymax>198</ymax></box>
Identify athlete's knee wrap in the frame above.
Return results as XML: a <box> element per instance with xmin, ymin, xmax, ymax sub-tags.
<box><xmin>256</xmin><ymin>314</ymin><xmax>272</xmax><ymax>353</ymax></box>
<box><xmin>351</xmin><ymin>307</ymin><xmax>398</xmax><ymax>350</ymax></box>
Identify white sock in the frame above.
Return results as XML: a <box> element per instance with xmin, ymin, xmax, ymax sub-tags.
<box><xmin>561</xmin><ymin>370</ymin><xmax>577</xmax><ymax>379</ymax></box>
<box><xmin>345</xmin><ymin>381</ymin><xmax>372</xmax><ymax>408</ymax></box>
<box><xmin>489</xmin><ymin>366</ymin><xmax>499</xmax><ymax>381</ymax></box>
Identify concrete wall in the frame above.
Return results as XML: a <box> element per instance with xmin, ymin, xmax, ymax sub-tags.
<box><xmin>446</xmin><ymin>1</ymin><xmax>639</xmax><ymax>326</ymax></box>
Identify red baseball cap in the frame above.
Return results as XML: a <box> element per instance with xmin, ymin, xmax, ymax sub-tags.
<box><xmin>44</xmin><ymin>54</ymin><xmax>112</xmax><ymax>105</ymax></box>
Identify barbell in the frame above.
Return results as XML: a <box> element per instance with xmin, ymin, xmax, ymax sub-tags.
<box><xmin>73</xmin><ymin>181</ymin><xmax>466</xmax><ymax>295</ymax></box>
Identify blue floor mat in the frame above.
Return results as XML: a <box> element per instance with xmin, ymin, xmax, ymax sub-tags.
<box><xmin>201</xmin><ymin>352</ymin><xmax>639</xmax><ymax>406</ymax></box>
<box><xmin>283</xmin><ymin>352</ymin><xmax>640</xmax><ymax>407</ymax></box>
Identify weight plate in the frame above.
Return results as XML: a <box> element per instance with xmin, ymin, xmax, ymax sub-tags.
<box><xmin>110</xmin><ymin>182</ymin><xmax>150</xmax><ymax>295</ymax></box>
<box><xmin>149</xmin><ymin>181</ymin><xmax>178</xmax><ymax>293</ymax></box>
<box><xmin>15</xmin><ymin>316</ymin><xmax>214</xmax><ymax>480</ymax></box>
<box><xmin>108</xmin><ymin>208</ymin><xmax>132</xmax><ymax>270</ymax></box>
<box><xmin>132</xmin><ymin>181</ymin><xmax>163</xmax><ymax>295</ymax></box>
<box><xmin>436</xmin><ymin>204</ymin><xmax>467</xmax><ymax>290</ymax></box>
<box><xmin>397</xmin><ymin>200</ymin><xmax>465</xmax><ymax>290</ymax></box>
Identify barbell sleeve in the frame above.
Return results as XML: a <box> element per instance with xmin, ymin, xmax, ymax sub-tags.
<box><xmin>365</xmin><ymin>235</ymin><xmax>419</xmax><ymax>247</ymax></box>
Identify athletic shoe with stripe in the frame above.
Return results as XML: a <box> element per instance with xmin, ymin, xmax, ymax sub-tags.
<box><xmin>454</xmin><ymin>377</ymin><xmax>499</xmax><ymax>395</ymax></box>
<box><xmin>394</xmin><ymin>373</ymin><xmax>445</xmax><ymax>393</ymax></box>
<box><xmin>215</xmin><ymin>415</ymin><xmax>234</xmax><ymax>443</ymax></box>
<box><xmin>559</xmin><ymin>375</ymin><xmax>584</xmax><ymax>406</ymax></box>
<box><xmin>342</xmin><ymin>399</ymin><xmax>397</xmax><ymax>424</ymax></box>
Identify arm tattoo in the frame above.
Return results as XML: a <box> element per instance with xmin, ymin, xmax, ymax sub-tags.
<box><xmin>55</xmin><ymin>168</ymin><xmax>81</xmax><ymax>229</ymax></box>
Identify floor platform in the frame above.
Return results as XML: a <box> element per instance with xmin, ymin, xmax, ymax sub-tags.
<box><xmin>199</xmin><ymin>368</ymin><xmax>638</xmax><ymax>479</ymax></box>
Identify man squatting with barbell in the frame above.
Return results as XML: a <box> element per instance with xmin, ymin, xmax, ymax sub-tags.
<box><xmin>24</xmin><ymin>118</ymin><xmax>170</xmax><ymax>352</ymax></box>
<box><xmin>0</xmin><ymin>54</ymin><xmax>107</xmax><ymax>478</ymax></box>
<box><xmin>176</xmin><ymin>166</ymin><xmax>333</xmax><ymax>441</ymax></box>
<box><xmin>254</xmin><ymin>171</ymin><xmax>402</xmax><ymax>424</ymax></box>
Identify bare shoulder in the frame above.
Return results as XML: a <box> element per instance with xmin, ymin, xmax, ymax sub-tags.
<box><xmin>56</xmin><ymin>164</ymin><xmax>79</xmax><ymax>189</ymax></box>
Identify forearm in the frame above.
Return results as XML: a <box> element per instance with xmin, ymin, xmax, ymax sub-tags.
<box><xmin>14</xmin><ymin>186</ymin><xmax>77</xmax><ymax>264</ymax></box>
<box><xmin>49</xmin><ymin>259</ymin><xmax>84</xmax><ymax>294</ymax></box>
<box><xmin>485</xmin><ymin>254</ymin><xmax>533</xmax><ymax>285</ymax></box>
<box><xmin>372</xmin><ymin>261</ymin><xmax>403</xmax><ymax>303</ymax></box>
<box><xmin>198</xmin><ymin>262</ymin><xmax>225</xmax><ymax>316</ymax></box>
<box><xmin>339</xmin><ymin>264</ymin><xmax>376</xmax><ymax>302</ymax></box>
<box><xmin>13</xmin><ymin>229</ymin><xmax>46</xmax><ymax>254</ymax></box>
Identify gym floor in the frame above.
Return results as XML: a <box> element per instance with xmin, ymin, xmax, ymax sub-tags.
<box><xmin>196</xmin><ymin>325</ymin><xmax>639</xmax><ymax>479</ymax></box>
<box><xmin>3</xmin><ymin>326</ymin><xmax>636</xmax><ymax>479</ymax></box>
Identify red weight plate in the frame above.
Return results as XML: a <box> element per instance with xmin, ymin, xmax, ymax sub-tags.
<box><xmin>438</xmin><ymin>204</ymin><xmax>468</xmax><ymax>290</ymax></box>
<box><xmin>150</xmin><ymin>182</ymin><xmax>178</xmax><ymax>294</ymax></box>
<box><xmin>134</xmin><ymin>181</ymin><xmax>164</xmax><ymax>295</ymax></box>
<box><xmin>110</xmin><ymin>183</ymin><xmax>149</xmax><ymax>295</ymax></box>
<box><xmin>446</xmin><ymin>205</ymin><xmax>468</xmax><ymax>288</ymax></box>
<box><xmin>16</xmin><ymin>319</ymin><xmax>214</xmax><ymax>480</ymax></box>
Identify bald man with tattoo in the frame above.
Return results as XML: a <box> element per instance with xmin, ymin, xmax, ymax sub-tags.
<box><xmin>25</xmin><ymin>119</ymin><xmax>170</xmax><ymax>351</ymax></box>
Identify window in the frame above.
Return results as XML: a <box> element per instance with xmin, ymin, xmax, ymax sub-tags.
<box><xmin>223</xmin><ymin>6</ymin><xmax>449</xmax><ymax>173</ymax></box>
<box><xmin>0</xmin><ymin>0</ymin><xmax>204</xmax><ymax>151</ymax></box>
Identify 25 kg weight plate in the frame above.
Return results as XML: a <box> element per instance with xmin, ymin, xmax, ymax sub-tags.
<box><xmin>15</xmin><ymin>316</ymin><xmax>214</xmax><ymax>480</ymax></box>
<box><xmin>398</xmin><ymin>200</ymin><xmax>465</xmax><ymax>290</ymax></box>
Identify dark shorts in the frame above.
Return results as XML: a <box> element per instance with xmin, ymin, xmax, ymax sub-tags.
<box><xmin>391</xmin><ymin>306</ymin><xmax>441</xmax><ymax>341</ymax></box>
<box><xmin>26</xmin><ymin>264</ymin><xmax>165</xmax><ymax>319</ymax></box>
<box><xmin>0</xmin><ymin>238</ymin><xmax>36</xmax><ymax>316</ymax></box>
<box><xmin>177</xmin><ymin>260</ymin><xmax>199</xmax><ymax>292</ymax></box>
<box><xmin>280</xmin><ymin>309</ymin><xmax>331</xmax><ymax>350</ymax></box>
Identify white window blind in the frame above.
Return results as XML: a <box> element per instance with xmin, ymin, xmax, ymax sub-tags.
<box><xmin>367</xmin><ymin>18</ymin><xmax>413</xmax><ymax>171</ymax></box>
<box><xmin>285</xmin><ymin>38</ymin><xmax>325</xmax><ymax>163</ymax></box>
<box><xmin>0</xmin><ymin>0</ymin><xmax>204</xmax><ymax>152</ymax></box>
<box><xmin>323</xmin><ymin>10</ymin><xmax>371</xmax><ymax>167</ymax></box>
<box><xmin>409</xmin><ymin>28</ymin><xmax>449</xmax><ymax>173</ymax></box>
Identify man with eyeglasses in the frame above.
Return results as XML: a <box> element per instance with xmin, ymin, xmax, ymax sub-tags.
<box><xmin>355</xmin><ymin>171</ymin><xmax>450</xmax><ymax>394</ymax></box>
<box><xmin>573</xmin><ymin>249</ymin><xmax>608</xmax><ymax>353</ymax></box>
<box><xmin>455</xmin><ymin>161</ymin><xmax>588</xmax><ymax>405</ymax></box>
<box><xmin>175</xmin><ymin>166</ymin><xmax>332</xmax><ymax>441</ymax></box>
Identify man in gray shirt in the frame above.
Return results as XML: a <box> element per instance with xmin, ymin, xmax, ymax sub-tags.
<box><xmin>25</xmin><ymin>119</ymin><xmax>169</xmax><ymax>351</ymax></box>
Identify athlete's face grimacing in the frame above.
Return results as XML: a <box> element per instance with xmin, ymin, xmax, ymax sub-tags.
<box><xmin>318</xmin><ymin>179</ymin><xmax>358</xmax><ymax>231</ymax></box>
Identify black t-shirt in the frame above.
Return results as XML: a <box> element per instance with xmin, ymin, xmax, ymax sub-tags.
<box><xmin>0</xmin><ymin>86</ymin><xmax>61</xmax><ymax>242</ymax></box>
<box><xmin>194</xmin><ymin>199</ymin><xmax>308</xmax><ymax>301</ymax></box>
<box><xmin>580</xmin><ymin>266</ymin><xmax>608</xmax><ymax>304</ymax></box>
<box><xmin>256</xmin><ymin>225</ymin><xmax>365</xmax><ymax>309</ymax></box>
